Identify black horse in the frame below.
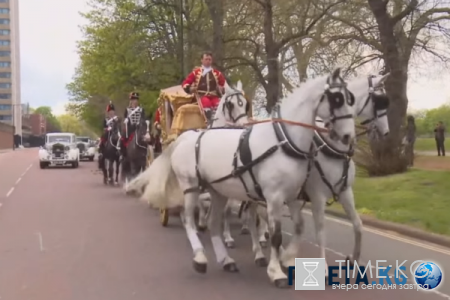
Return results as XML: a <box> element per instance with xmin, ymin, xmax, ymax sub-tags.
<box><xmin>121</xmin><ymin>117</ymin><xmax>151</xmax><ymax>185</ymax></box>
<box><xmin>101</xmin><ymin>119</ymin><xmax>121</xmax><ymax>185</ymax></box>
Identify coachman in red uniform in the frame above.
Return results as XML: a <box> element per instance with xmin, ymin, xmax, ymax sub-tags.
<box><xmin>182</xmin><ymin>51</ymin><xmax>225</xmax><ymax>123</ymax></box>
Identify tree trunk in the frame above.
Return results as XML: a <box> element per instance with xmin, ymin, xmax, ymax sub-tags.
<box><xmin>205</xmin><ymin>0</ymin><xmax>225</xmax><ymax>71</ymax></box>
<box><xmin>367</xmin><ymin>0</ymin><xmax>410</xmax><ymax>175</ymax></box>
<box><xmin>261</xmin><ymin>0</ymin><xmax>279</xmax><ymax>113</ymax></box>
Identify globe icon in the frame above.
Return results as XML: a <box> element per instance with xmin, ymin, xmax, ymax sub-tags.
<box><xmin>414</xmin><ymin>262</ymin><xmax>443</xmax><ymax>290</ymax></box>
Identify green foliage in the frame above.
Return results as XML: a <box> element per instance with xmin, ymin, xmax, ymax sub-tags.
<box><xmin>34</xmin><ymin>106</ymin><xmax>61</xmax><ymax>132</ymax></box>
<box><xmin>413</xmin><ymin>104</ymin><xmax>450</xmax><ymax>137</ymax></box>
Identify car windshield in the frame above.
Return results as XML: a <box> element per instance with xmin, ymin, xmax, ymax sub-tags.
<box><xmin>48</xmin><ymin>136</ymin><xmax>71</xmax><ymax>143</ymax></box>
<box><xmin>76</xmin><ymin>138</ymin><xmax>89</xmax><ymax>143</ymax></box>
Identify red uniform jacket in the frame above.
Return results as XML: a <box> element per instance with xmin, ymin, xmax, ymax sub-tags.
<box><xmin>182</xmin><ymin>66</ymin><xmax>225</xmax><ymax>95</ymax></box>
<box><xmin>154</xmin><ymin>107</ymin><xmax>161</xmax><ymax>126</ymax></box>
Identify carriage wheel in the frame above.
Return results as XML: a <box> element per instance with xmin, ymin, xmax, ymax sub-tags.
<box><xmin>160</xmin><ymin>208</ymin><xmax>169</xmax><ymax>226</ymax></box>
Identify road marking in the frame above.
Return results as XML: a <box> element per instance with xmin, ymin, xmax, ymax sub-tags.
<box><xmin>302</xmin><ymin>210</ymin><xmax>450</xmax><ymax>256</ymax></box>
<box><xmin>21</xmin><ymin>164</ymin><xmax>32</xmax><ymax>177</ymax></box>
<box><xmin>36</xmin><ymin>232</ymin><xmax>45</xmax><ymax>252</ymax></box>
<box><xmin>15</xmin><ymin>177</ymin><xmax>21</xmax><ymax>184</ymax></box>
<box><xmin>6</xmin><ymin>187</ymin><xmax>14</xmax><ymax>197</ymax></box>
<box><xmin>0</xmin><ymin>203</ymin><xmax>2</xmax><ymax>208</ymax></box>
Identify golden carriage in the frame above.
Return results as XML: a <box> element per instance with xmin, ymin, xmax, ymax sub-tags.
<box><xmin>155</xmin><ymin>85</ymin><xmax>207</xmax><ymax>226</ymax></box>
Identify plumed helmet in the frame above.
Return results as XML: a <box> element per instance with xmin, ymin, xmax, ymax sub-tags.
<box><xmin>106</xmin><ymin>101</ymin><xmax>115</xmax><ymax>112</ymax></box>
<box><xmin>129</xmin><ymin>92</ymin><xmax>139</xmax><ymax>100</ymax></box>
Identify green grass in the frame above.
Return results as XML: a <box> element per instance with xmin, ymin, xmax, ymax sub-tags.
<box><xmin>415</xmin><ymin>138</ymin><xmax>449</xmax><ymax>152</ymax></box>
<box><xmin>330</xmin><ymin>168</ymin><xmax>450</xmax><ymax>236</ymax></box>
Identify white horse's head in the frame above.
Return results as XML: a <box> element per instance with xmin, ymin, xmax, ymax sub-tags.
<box><xmin>214</xmin><ymin>80</ymin><xmax>250</xmax><ymax>127</ymax></box>
<box><xmin>315</xmin><ymin>68</ymin><xmax>356</xmax><ymax>145</ymax></box>
<box><xmin>348</xmin><ymin>73</ymin><xmax>390</xmax><ymax>137</ymax></box>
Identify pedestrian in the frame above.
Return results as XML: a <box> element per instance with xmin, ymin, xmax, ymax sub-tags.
<box><xmin>434</xmin><ymin>121</ymin><xmax>445</xmax><ymax>156</ymax></box>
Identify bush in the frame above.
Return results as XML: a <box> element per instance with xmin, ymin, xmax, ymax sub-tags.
<box><xmin>354</xmin><ymin>133</ymin><xmax>409</xmax><ymax>177</ymax></box>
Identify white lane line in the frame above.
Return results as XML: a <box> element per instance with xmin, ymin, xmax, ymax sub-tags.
<box><xmin>6</xmin><ymin>187</ymin><xmax>14</xmax><ymax>197</ymax></box>
<box><xmin>36</xmin><ymin>232</ymin><xmax>45</xmax><ymax>252</ymax></box>
<box><xmin>21</xmin><ymin>163</ymin><xmax>33</xmax><ymax>177</ymax></box>
<box><xmin>301</xmin><ymin>210</ymin><xmax>450</xmax><ymax>256</ymax></box>
<box><xmin>15</xmin><ymin>177</ymin><xmax>21</xmax><ymax>184</ymax></box>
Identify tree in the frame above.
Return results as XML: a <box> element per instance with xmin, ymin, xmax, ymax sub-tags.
<box><xmin>34</xmin><ymin>106</ymin><xmax>61</xmax><ymax>132</ymax></box>
<box><xmin>56</xmin><ymin>114</ymin><xmax>84</xmax><ymax>135</ymax></box>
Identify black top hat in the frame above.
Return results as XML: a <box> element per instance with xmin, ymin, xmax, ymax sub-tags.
<box><xmin>129</xmin><ymin>92</ymin><xmax>140</xmax><ymax>100</ymax></box>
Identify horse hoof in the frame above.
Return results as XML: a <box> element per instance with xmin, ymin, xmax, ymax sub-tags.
<box><xmin>255</xmin><ymin>257</ymin><xmax>268</xmax><ymax>267</ymax></box>
<box><xmin>197</xmin><ymin>225</ymin><xmax>207</xmax><ymax>232</ymax></box>
<box><xmin>225</xmin><ymin>241</ymin><xmax>235</xmax><ymax>248</ymax></box>
<box><xmin>193</xmin><ymin>261</ymin><xmax>207</xmax><ymax>274</ymax></box>
<box><xmin>240</xmin><ymin>227</ymin><xmax>250</xmax><ymax>235</ymax></box>
<box><xmin>223</xmin><ymin>262</ymin><xmax>239</xmax><ymax>273</ymax></box>
<box><xmin>260</xmin><ymin>241</ymin><xmax>267</xmax><ymax>248</ymax></box>
<box><xmin>264</xmin><ymin>232</ymin><xmax>269</xmax><ymax>239</ymax></box>
<box><xmin>274</xmin><ymin>278</ymin><xmax>290</xmax><ymax>289</ymax></box>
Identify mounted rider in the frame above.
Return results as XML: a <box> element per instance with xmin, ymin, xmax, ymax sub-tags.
<box><xmin>99</xmin><ymin>101</ymin><xmax>119</xmax><ymax>159</ymax></box>
<box><xmin>182</xmin><ymin>51</ymin><xmax>226</xmax><ymax>124</ymax></box>
<box><xmin>120</xmin><ymin>92</ymin><xmax>147</xmax><ymax>157</ymax></box>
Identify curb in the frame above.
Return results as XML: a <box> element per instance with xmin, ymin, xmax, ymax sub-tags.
<box><xmin>312</xmin><ymin>206</ymin><xmax>450</xmax><ymax>249</ymax></box>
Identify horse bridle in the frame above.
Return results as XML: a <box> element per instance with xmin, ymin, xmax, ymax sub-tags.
<box><xmin>319</xmin><ymin>75</ymin><xmax>355</xmax><ymax>127</ymax></box>
<box><xmin>358</xmin><ymin>75</ymin><xmax>388</xmax><ymax>126</ymax></box>
<box><xmin>222</xmin><ymin>90</ymin><xmax>249</xmax><ymax>123</ymax></box>
<box><xmin>107</xmin><ymin>119</ymin><xmax>120</xmax><ymax>149</ymax></box>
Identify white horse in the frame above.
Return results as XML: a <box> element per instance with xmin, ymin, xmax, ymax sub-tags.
<box><xmin>125</xmin><ymin>80</ymin><xmax>250</xmax><ymax>197</ymax></box>
<box><xmin>239</xmin><ymin>74</ymin><xmax>391</xmax><ymax>275</ymax></box>
<box><xmin>144</xmin><ymin>68</ymin><xmax>356</xmax><ymax>287</ymax></box>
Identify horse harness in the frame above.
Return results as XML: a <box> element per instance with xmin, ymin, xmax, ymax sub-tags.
<box><xmin>183</xmin><ymin>75</ymin><xmax>354</xmax><ymax>206</ymax></box>
<box><xmin>302</xmin><ymin>75</ymin><xmax>390</xmax><ymax>205</ymax></box>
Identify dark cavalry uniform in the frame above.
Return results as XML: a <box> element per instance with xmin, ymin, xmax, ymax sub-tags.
<box><xmin>99</xmin><ymin>102</ymin><xmax>117</xmax><ymax>155</ymax></box>
<box><xmin>120</xmin><ymin>92</ymin><xmax>146</xmax><ymax>157</ymax></box>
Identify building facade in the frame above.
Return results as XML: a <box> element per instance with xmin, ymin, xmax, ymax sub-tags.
<box><xmin>0</xmin><ymin>0</ymin><xmax>21</xmax><ymax>136</ymax></box>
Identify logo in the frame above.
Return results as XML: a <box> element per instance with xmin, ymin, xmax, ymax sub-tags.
<box><xmin>294</xmin><ymin>258</ymin><xmax>326</xmax><ymax>290</ymax></box>
<box><xmin>289</xmin><ymin>259</ymin><xmax>443</xmax><ymax>291</ymax></box>
<box><xmin>412</xmin><ymin>261</ymin><xmax>443</xmax><ymax>290</ymax></box>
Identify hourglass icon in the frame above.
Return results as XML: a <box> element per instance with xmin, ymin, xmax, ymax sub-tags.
<box><xmin>303</xmin><ymin>261</ymin><xmax>319</xmax><ymax>286</ymax></box>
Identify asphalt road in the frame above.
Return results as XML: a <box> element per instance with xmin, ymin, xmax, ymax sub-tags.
<box><xmin>0</xmin><ymin>149</ymin><xmax>449</xmax><ymax>300</ymax></box>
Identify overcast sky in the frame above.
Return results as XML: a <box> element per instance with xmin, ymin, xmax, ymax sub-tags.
<box><xmin>19</xmin><ymin>0</ymin><xmax>450</xmax><ymax>115</ymax></box>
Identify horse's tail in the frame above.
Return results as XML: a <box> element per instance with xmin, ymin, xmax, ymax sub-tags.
<box><xmin>141</xmin><ymin>140</ymin><xmax>184</xmax><ymax>209</ymax></box>
<box><xmin>124</xmin><ymin>145</ymin><xmax>155</xmax><ymax>194</ymax></box>
<box><xmin>125</xmin><ymin>167</ymin><xmax>150</xmax><ymax>195</ymax></box>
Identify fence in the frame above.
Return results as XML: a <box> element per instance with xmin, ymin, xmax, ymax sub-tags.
<box><xmin>0</xmin><ymin>122</ymin><xmax>13</xmax><ymax>150</ymax></box>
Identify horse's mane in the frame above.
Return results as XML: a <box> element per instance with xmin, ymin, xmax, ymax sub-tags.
<box><xmin>281</xmin><ymin>74</ymin><xmax>329</xmax><ymax>105</ymax></box>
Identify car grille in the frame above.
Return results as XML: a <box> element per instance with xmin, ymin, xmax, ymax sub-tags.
<box><xmin>52</xmin><ymin>144</ymin><xmax>65</xmax><ymax>158</ymax></box>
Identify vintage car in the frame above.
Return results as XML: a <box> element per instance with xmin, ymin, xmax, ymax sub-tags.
<box><xmin>76</xmin><ymin>136</ymin><xmax>96</xmax><ymax>161</ymax></box>
<box><xmin>38</xmin><ymin>132</ymin><xmax>80</xmax><ymax>169</ymax></box>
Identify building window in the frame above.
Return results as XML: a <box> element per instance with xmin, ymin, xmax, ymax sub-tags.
<box><xmin>0</xmin><ymin>9</ymin><xmax>9</xmax><ymax>14</ymax></box>
<box><xmin>0</xmin><ymin>82</ymin><xmax>11</xmax><ymax>88</ymax></box>
<box><xmin>0</xmin><ymin>40</ymin><xmax>9</xmax><ymax>46</ymax></box>
<box><xmin>0</xmin><ymin>115</ymin><xmax>11</xmax><ymax>121</ymax></box>
<box><xmin>0</xmin><ymin>19</ymin><xmax>9</xmax><ymax>24</ymax></box>
<box><xmin>0</xmin><ymin>51</ymin><xmax>10</xmax><ymax>56</ymax></box>
<box><xmin>0</xmin><ymin>93</ymin><xmax>10</xmax><ymax>98</ymax></box>
<box><xmin>0</xmin><ymin>72</ymin><xmax>10</xmax><ymax>78</ymax></box>
<box><xmin>0</xmin><ymin>61</ymin><xmax>10</xmax><ymax>67</ymax></box>
<box><xmin>0</xmin><ymin>29</ymin><xmax>9</xmax><ymax>35</ymax></box>
<box><xmin>0</xmin><ymin>104</ymin><xmax>10</xmax><ymax>110</ymax></box>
